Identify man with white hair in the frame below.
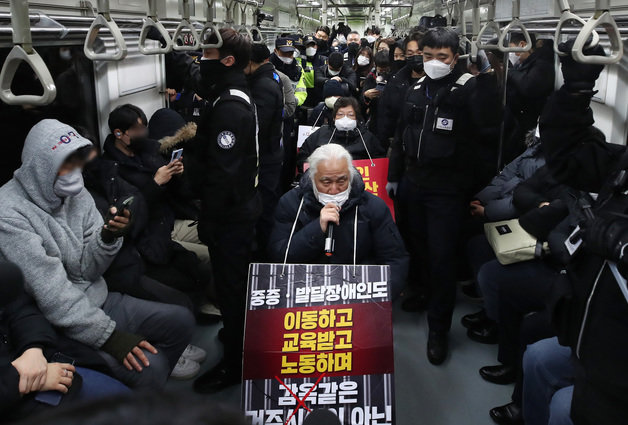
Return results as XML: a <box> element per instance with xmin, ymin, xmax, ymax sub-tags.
<box><xmin>268</xmin><ymin>144</ymin><xmax>408</xmax><ymax>298</ymax></box>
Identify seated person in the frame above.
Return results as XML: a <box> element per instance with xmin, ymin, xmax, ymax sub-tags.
<box><xmin>1</xmin><ymin>261</ymin><xmax>129</xmax><ymax>422</ymax></box>
<box><xmin>298</xmin><ymin>97</ymin><xmax>385</xmax><ymax>173</ymax></box>
<box><xmin>0</xmin><ymin>119</ymin><xmax>194</xmax><ymax>389</ymax></box>
<box><xmin>100</xmin><ymin>105</ymin><xmax>216</xmax><ymax>322</ymax></box>
<box><xmin>522</xmin><ymin>337</ymin><xmax>574</xmax><ymax>425</ymax></box>
<box><xmin>308</xmin><ymin>79</ymin><xmax>346</xmax><ymax>127</ymax></box>
<box><xmin>147</xmin><ymin>108</ymin><xmax>209</xmax><ymax>265</ymax></box>
<box><xmin>471</xmin><ymin>127</ymin><xmax>545</xmax><ymax>222</ymax></box>
<box><xmin>268</xmin><ymin>144</ymin><xmax>408</xmax><ymax>299</ymax></box>
<box><xmin>314</xmin><ymin>52</ymin><xmax>358</xmax><ymax>100</ymax></box>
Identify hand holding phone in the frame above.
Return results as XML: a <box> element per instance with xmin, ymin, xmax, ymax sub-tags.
<box><xmin>170</xmin><ymin>148</ymin><xmax>183</xmax><ymax>163</ymax></box>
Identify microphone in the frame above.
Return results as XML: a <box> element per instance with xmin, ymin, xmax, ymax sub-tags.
<box><xmin>325</xmin><ymin>222</ymin><xmax>335</xmax><ymax>257</ymax></box>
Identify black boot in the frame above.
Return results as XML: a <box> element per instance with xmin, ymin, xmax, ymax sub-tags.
<box><xmin>467</xmin><ymin>320</ymin><xmax>498</xmax><ymax>344</ymax></box>
<box><xmin>479</xmin><ymin>365</ymin><xmax>517</xmax><ymax>385</ymax></box>
<box><xmin>461</xmin><ymin>309</ymin><xmax>489</xmax><ymax>329</ymax></box>
<box><xmin>193</xmin><ymin>360</ymin><xmax>240</xmax><ymax>394</ymax></box>
<box><xmin>427</xmin><ymin>331</ymin><xmax>448</xmax><ymax>365</ymax></box>
<box><xmin>489</xmin><ymin>402</ymin><xmax>523</xmax><ymax>425</ymax></box>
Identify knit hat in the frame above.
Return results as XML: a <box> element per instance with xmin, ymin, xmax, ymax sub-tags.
<box><xmin>323</xmin><ymin>79</ymin><xmax>345</xmax><ymax>98</ymax></box>
<box><xmin>148</xmin><ymin>108</ymin><xmax>186</xmax><ymax>141</ymax></box>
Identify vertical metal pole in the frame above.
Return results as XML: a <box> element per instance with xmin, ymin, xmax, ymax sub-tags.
<box><xmin>321</xmin><ymin>0</ymin><xmax>328</xmax><ymax>26</ymax></box>
<box><xmin>497</xmin><ymin>39</ymin><xmax>511</xmax><ymax>173</ymax></box>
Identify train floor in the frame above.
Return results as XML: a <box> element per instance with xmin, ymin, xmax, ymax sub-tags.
<box><xmin>165</xmin><ymin>290</ymin><xmax>512</xmax><ymax>425</ymax></box>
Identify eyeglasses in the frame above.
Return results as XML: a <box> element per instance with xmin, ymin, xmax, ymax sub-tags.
<box><xmin>335</xmin><ymin>112</ymin><xmax>356</xmax><ymax>119</ymax></box>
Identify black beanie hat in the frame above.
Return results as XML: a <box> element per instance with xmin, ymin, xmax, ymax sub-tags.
<box><xmin>148</xmin><ymin>108</ymin><xmax>186</xmax><ymax>141</ymax></box>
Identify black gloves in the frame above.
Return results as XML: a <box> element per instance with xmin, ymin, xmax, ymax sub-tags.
<box><xmin>146</xmin><ymin>26</ymin><xmax>168</xmax><ymax>48</ymax></box>
<box><xmin>101</xmin><ymin>330</ymin><xmax>145</xmax><ymax>364</ymax></box>
<box><xmin>582</xmin><ymin>215</ymin><xmax>628</xmax><ymax>263</ymax></box>
<box><xmin>557</xmin><ymin>38</ymin><xmax>605</xmax><ymax>93</ymax></box>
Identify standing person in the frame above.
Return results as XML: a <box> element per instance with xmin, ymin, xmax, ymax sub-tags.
<box><xmin>245</xmin><ymin>44</ymin><xmax>285</xmax><ymax>260</ymax></box>
<box><xmin>377</xmin><ymin>31</ymin><xmax>424</xmax><ymax>148</ymax></box>
<box><xmin>299</xmin><ymin>34</ymin><xmax>328</xmax><ymax>107</ymax></box>
<box><xmin>315</xmin><ymin>25</ymin><xmax>331</xmax><ymax>57</ymax></box>
<box><xmin>387</xmin><ymin>27</ymin><xmax>499</xmax><ymax>365</ymax></box>
<box><xmin>185</xmin><ymin>28</ymin><xmax>262</xmax><ymax>393</ymax></box>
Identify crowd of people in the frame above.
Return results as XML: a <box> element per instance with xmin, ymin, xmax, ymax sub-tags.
<box><xmin>0</xmin><ymin>18</ymin><xmax>626</xmax><ymax>425</ymax></box>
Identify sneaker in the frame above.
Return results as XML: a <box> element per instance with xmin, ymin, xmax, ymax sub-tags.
<box><xmin>170</xmin><ymin>356</ymin><xmax>200</xmax><ymax>380</ymax></box>
<box><xmin>182</xmin><ymin>344</ymin><xmax>207</xmax><ymax>363</ymax></box>
<box><xmin>199</xmin><ymin>303</ymin><xmax>222</xmax><ymax>317</ymax></box>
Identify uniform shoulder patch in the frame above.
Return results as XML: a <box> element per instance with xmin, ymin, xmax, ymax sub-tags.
<box><xmin>217</xmin><ymin>130</ymin><xmax>236</xmax><ymax>149</ymax></box>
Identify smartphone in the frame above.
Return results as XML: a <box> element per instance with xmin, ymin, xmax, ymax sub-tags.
<box><xmin>105</xmin><ymin>196</ymin><xmax>134</xmax><ymax>223</ymax></box>
<box><xmin>170</xmin><ymin>148</ymin><xmax>183</xmax><ymax>163</ymax></box>
<box><xmin>34</xmin><ymin>353</ymin><xmax>75</xmax><ymax>406</ymax></box>
<box><xmin>375</xmin><ymin>81</ymin><xmax>387</xmax><ymax>91</ymax></box>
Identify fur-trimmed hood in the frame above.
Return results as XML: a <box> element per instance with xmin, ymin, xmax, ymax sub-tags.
<box><xmin>158</xmin><ymin>121</ymin><xmax>197</xmax><ymax>154</ymax></box>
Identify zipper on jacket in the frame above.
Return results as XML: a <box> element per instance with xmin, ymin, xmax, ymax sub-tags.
<box><xmin>576</xmin><ymin>262</ymin><xmax>606</xmax><ymax>359</ymax></box>
<box><xmin>416</xmin><ymin>104</ymin><xmax>429</xmax><ymax>161</ymax></box>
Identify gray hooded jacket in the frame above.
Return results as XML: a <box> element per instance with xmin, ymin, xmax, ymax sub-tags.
<box><xmin>0</xmin><ymin>120</ymin><xmax>121</xmax><ymax>349</ymax></box>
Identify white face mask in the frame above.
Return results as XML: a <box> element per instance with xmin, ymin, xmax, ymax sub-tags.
<box><xmin>278</xmin><ymin>55</ymin><xmax>294</xmax><ymax>65</ymax></box>
<box><xmin>509</xmin><ymin>52</ymin><xmax>520</xmax><ymax>67</ymax></box>
<box><xmin>424</xmin><ymin>59</ymin><xmax>453</xmax><ymax>80</ymax></box>
<box><xmin>293</xmin><ymin>50</ymin><xmax>300</xmax><ymax>59</ymax></box>
<box><xmin>306</xmin><ymin>46</ymin><xmax>317</xmax><ymax>57</ymax></box>
<box><xmin>59</xmin><ymin>48</ymin><xmax>72</xmax><ymax>61</ymax></box>
<box><xmin>328</xmin><ymin>68</ymin><xmax>341</xmax><ymax>76</ymax></box>
<box><xmin>335</xmin><ymin>116</ymin><xmax>357</xmax><ymax>132</ymax></box>
<box><xmin>366</xmin><ymin>35</ymin><xmax>376</xmax><ymax>44</ymax></box>
<box><xmin>54</xmin><ymin>168</ymin><xmax>84</xmax><ymax>198</ymax></box>
<box><xmin>337</xmin><ymin>35</ymin><xmax>347</xmax><ymax>44</ymax></box>
<box><xmin>357</xmin><ymin>55</ymin><xmax>370</xmax><ymax>67</ymax></box>
<box><xmin>325</xmin><ymin>96</ymin><xmax>340</xmax><ymax>109</ymax></box>
<box><xmin>316</xmin><ymin>186</ymin><xmax>351</xmax><ymax>207</ymax></box>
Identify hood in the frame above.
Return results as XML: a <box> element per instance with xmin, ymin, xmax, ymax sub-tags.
<box><xmin>158</xmin><ymin>122</ymin><xmax>197</xmax><ymax>154</ymax></box>
<box><xmin>14</xmin><ymin>119</ymin><xmax>92</xmax><ymax>212</ymax></box>
<box><xmin>297</xmin><ymin>168</ymin><xmax>365</xmax><ymax>212</ymax></box>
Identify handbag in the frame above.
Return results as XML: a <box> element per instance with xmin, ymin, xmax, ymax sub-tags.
<box><xmin>484</xmin><ymin>219</ymin><xmax>548</xmax><ymax>265</ymax></box>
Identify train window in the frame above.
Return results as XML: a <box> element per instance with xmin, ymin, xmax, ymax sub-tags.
<box><xmin>0</xmin><ymin>46</ymin><xmax>99</xmax><ymax>185</ymax></box>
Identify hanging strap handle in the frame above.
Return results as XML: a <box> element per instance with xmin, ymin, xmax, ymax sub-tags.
<box><xmin>572</xmin><ymin>0</ymin><xmax>624</xmax><ymax>65</ymax></box>
<box><xmin>0</xmin><ymin>0</ymin><xmax>57</xmax><ymax>105</ymax></box>
<box><xmin>139</xmin><ymin>0</ymin><xmax>173</xmax><ymax>55</ymax></box>
<box><xmin>84</xmin><ymin>0</ymin><xmax>127</xmax><ymax>61</ymax></box>
<box><xmin>173</xmin><ymin>0</ymin><xmax>201</xmax><ymax>51</ymax></box>
<box><xmin>498</xmin><ymin>0</ymin><xmax>532</xmax><ymax>53</ymax></box>
<box><xmin>200</xmin><ymin>0</ymin><xmax>223</xmax><ymax>49</ymax></box>
<box><xmin>476</xmin><ymin>0</ymin><xmax>502</xmax><ymax>51</ymax></box>
<box><xmin>554</xmin><ymin>0</ymin><xmax>600</xmax><ymax>56</ymax></box>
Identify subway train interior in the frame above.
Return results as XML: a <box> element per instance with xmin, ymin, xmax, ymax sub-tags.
<box><xmin>1</xmin><ymin>0</ymin><xmax>628</xmax><ymax>425</ymax></box>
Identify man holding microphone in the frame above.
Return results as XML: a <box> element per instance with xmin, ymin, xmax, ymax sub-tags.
<box><xmin>268</xmin><ymin>144</ymin><xmax>408</xmax><ymax>299</ymax></box>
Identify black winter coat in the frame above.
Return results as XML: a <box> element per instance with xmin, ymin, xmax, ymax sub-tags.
<box><xmin>268</xmin><ymin>172</ymin><xmax>408</xmax><ymax>298</ymax></box>
<box><xmin>540</xmin><ymin>86</ymin><xmax>628</xmax><ymax>425</ymax></box>
<box><xmin>314</xmin><ymin>63</ymin><xmax>358</xmax><ymax>100</ymax></box>
<box><xmin>1</xmin><ymin>291</ymin><xmax>56</xmax><ymax>415</ymax></box>
<box><xmin>187</xmin><ymin>70</ymin><xmax>262</xmax><ymax>226</ymax></box>
<box><xmin>102</xmin><ymin>137</ymin><xmax>181</xmax><ymax>265</ymax></box>
<box><xmin>376</xmin><ymin>65</ymin><xmax>418</xmax><ymax>145</ymax></box>
<box><xmin>389</xmin><ymin>70</ymin><xmax>501</xmax><ymax>193</ymax></box>
<box><xmin>247</xmin><ymin>63</ymin><xmax>284</xmax><ymax>167</ymax></box>
<box><xmin>297</xmin><ymin>123</ymin><xmax>385</xmax><ymax>173</ymax></box>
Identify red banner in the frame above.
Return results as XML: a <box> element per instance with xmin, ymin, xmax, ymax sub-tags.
<box><xmin>353</xmin><ymin>158</ymin><xmax>395</xmax><ymax>220</ymax></box>
<box><xmin>243</xmin><ymin>302</ymin><xmax>394</xmax><ymax>380</ymax></box>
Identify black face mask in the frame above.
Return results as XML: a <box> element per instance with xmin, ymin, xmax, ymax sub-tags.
<box><xmin>317</xmin><ymin>38</ymin><xmax>328</xmax><ymax>51</ymax></box>
<box><xmin>200</xmin><ymin>59</ymin><xmax>229</xmax><ymax>88</ymax></box>
<box><xmin>391</xmin><ymin>59</ymin><xmax>406</xmax><ymax>73</ymax></box>
<box><xmin>129</xmin><ymin>136</ymin><xmax>151</xmax><ymax>153</ymax></box>
<box><xmin>347</xmin><ymin>42</ymin><xmax>360</xmax><ymax>56</ymax></box>
<box><xmin>406</xmin><ymin>54</ymin><xmax>424</xmax><ymax>74</ymax></box>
